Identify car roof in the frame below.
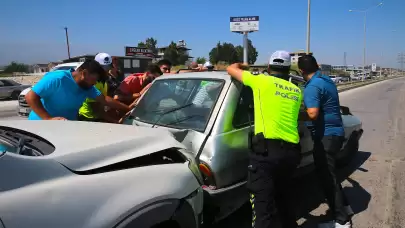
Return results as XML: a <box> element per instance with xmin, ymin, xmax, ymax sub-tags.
<box><xmin>54</xmin><ymin>62</ymin><xmax>83</xmax><ymax>68</ymax></box>
<box><xmin>155</xmin><ymin>71</ymin><xmax>305</xmax><ymax>83</ymax></box>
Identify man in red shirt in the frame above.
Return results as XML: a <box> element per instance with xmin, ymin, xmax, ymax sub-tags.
<box><xmin>114</xmin><ymin>64</ymin><xmax>162</xmax><ymax>104</ymax></box>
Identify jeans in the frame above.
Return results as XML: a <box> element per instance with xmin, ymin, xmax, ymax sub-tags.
<box><xmin>313</xmin><ymin>135</ymin><xmax>351</xmax><ymax>224</ymax></box>
<box><xmin>247</xmin><ymin>138</ymin><xmax>302</xmax><ymax>228</ymax></box>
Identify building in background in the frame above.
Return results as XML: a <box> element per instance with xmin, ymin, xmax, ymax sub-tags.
<box><xmin>62</xmin><ymin>53</ymin><xmax>153</xmax><ymax>77</ymax></box>
<box><xmin>156</xmin><ymin>40</ymin><xmax>193</xmax><ymax>64</ymax></box>
<box><xmin>319</xmin><ymin>64</ymin><xmax>332</xmax><ymax>76</ymax></box>
<box><xmin>31</xmin><ymin>64</ymin><xmax>49</xmax><ymax>73</ymax></box>
<box><xmin>290</xmin><ymin>50</ymin><xmax>313</xmax><ymax>65</ymax></box>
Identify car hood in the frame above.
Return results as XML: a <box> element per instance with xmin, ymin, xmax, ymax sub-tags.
<box><xmin>0</xmin><ymin>121</ymin><xmax>187</xmax><ymax>171</ymax></box>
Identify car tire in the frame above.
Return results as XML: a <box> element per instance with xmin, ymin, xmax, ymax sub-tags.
<box><xmin>151</xmin><ymin>221</ymin><xmax>180</xmax><ymax>228</ymax></box>
<box><xmin>337</xmin><ymin>132</ymin><xmax>359</xmax><ymax>167</ymax></box>
<box><xmin>11</xmin><ymin>91</ymin><xmax>20</xmax><ymax>100</ymax></box>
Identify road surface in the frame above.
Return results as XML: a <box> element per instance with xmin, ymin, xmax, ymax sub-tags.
<box><xmin>0</xmin><ymin>78</ymin><xmax>405</xmax><ymax>227</ymax></box>
<box><xmin>212</xmin><ymin>77</ymin><xmax>405</xmax><ymax>228</ymax></box>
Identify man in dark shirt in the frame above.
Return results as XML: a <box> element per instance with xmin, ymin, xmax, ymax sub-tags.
<box><xmin>298</xmin><ymin>55</ymin><xmax>352</xmax><ymax>228</ymax></box>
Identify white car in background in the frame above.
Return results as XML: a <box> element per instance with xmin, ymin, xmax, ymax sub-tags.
<box><xmin>329</xmin><ymin>75</ymin><xmax>341</xmax><ymax>84</ymax></box>
<box><xmin>17</xmin><ymin>62</ymin><xmax>83</xmax><ymax>117</ymax></box>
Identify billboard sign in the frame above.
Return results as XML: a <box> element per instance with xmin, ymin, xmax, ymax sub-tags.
<box><xmin>372</xmin><ymin>63</ymin><xmax>377</xmax><ymax>72</ymax></box>
<box><xmin>125</xmin><ymin>47</ymin><xmax>155</xmax><ymax>58</ymax></box>
<box><xmin>230</xmin><ymin>16</ymin><xmax>259</xmax><ymax>32</ymax></box>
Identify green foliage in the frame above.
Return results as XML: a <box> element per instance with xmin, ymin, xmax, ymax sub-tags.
<box><xmin>209</xmin><ymin>39</ymin><xmax>258</xmax><ymax>65</ymax></box>
<box><xmin>163</xmin><ymin>41</ymin><xmax>190</xmax><ymax>66</ymax></box>
<box><xmin>196</xmin><ymin>57</ymin><xmax>207</xmax><ymax>64</ymax></box>
<box><xmin>137</xmin><ymin>37</ymin><xmax>158</xmax><ymax>55</ymax></box>
<box><xmin>3</xmin><ymin>61</ymin><xmax>29</xmax><ymax>73</ymax></box>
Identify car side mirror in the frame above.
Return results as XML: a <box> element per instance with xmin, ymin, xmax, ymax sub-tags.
<box><xmin>340</xmin><ymin>106</ymin><xmax>352</xmax><ymax>115</ymax></box>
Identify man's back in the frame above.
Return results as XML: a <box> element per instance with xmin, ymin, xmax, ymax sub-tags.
<box><xmin>304</xmin><ymin>73</ymin><xmax>344</xmax><ymax>138</ymax></box>
<box><xmin>242</xmin><ymin>71</ymin><xmax>302</xmax><ymax>144</ymax></box>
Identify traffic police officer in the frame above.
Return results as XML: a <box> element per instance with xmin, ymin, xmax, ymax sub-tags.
<box><xmin>227</xmin><ymin>50</ymin><xmax>302</xmax><ymax>228</ymax></box>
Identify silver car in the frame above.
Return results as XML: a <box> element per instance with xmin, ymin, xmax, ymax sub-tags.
<box><xmin>0</xmin><ymin>121</ymin><xmax>204</xmax><ymax>228</ymax></box>
<box><xmin>0</xmin><ymin>79</ymin><xmax>30</xmax><ymax>100</ymax></box>
<box><xmin>123</xmin><ymin>71</ymin><xmax>363</xmax><ymax>223</ymax></box>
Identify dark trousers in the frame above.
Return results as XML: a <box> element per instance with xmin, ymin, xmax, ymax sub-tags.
<box><xmin>313</xmin><ymin>135</ymin><xmax>351</xmax><ymax>224</ymax></box>
<box><xmin>247</xmin><ymin>138</ymin><xmax>302</xmax><ymax>228</ymax></box>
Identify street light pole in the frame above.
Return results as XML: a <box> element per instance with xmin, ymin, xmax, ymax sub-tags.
<box><xmin>349</xmin><ymin>2</ymin><xmax>383</xmax><ymax>82</ymax></box>
<box><xmin>306</xmin><ymin>0</ymin><xmax>311</xmax><ymax>54</ymax></box>
<box><xmin>64</xmin><ymin>27</ymin><xmax>71</xmax><ymax>59</ymax></box>
<box><xmin>363</xmin><ymin>12</ymin><xmax>367</xmax><ymax>81</ymax></box>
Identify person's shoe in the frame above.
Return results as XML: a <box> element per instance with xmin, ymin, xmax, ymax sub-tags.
<box><xmin>335</xmin><ymin>221</ymin><xmax>352</xmax><ymax>228</ymax></box>
<box><xmin>318</xmin><ymin>221</ymin><xmax>352</xmax><ymax>228</ymax></box>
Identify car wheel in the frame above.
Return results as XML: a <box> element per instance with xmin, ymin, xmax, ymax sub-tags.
<box><xmin>337</xmin><ymin>132</ymin><xmax>359</xmax><ymax>167</ymax></box>
<box><xmin>11</xmin><ymin>91</ymin><xmax>20</xmax><ymax>100</ymax></box>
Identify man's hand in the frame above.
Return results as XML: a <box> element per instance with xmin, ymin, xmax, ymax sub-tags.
<box><xmin>47</xmin><ymin>117</ymin><xmax>67</xmax><ymax>120</ymax></box>
<box><xmin>227</xmin><ymin>63</ymin><xmax>249</xmax><ymax>82</ymax></box>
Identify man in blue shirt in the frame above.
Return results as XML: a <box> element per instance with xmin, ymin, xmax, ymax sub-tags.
<box><xmin>26</xmin><ymin>59</ymin><xmax>134</xmax><ymax>120</ymax></box>
<box><xmin>298</xmin><ymin>55</ymin><xmax>352</xmax><ymax>228</ymax></box>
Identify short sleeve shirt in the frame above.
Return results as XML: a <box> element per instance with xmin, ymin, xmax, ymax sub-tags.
<box><xmin>28</xmin><ymin>70</ymin><xmax>101</xmax><ymax>120</ymax></box>
<box><xmin>242</xmin><ymin>71</ymin><xmax>302</xmax><ymax>144</ymax></box>
<box><xmin>303</xmin><ymin>71</ymin><xmax>344</xmax><ymax>138</ymax></box>
<box><xmin>118</xmin><ymin>74</ymin><xmax>145</xmax><ymax>95</ymax></box>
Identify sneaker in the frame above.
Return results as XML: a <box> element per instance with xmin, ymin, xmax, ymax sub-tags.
<box><xmin>318</xmin><ymin>221</ymin><xmax>352</xmax><ymax>228</ymax></box>
<box><xmin>336</xmin><ymin>221</ymin><xmax>351</xmax><ymax>228</ymax></box>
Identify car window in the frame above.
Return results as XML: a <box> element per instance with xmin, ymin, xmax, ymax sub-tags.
<box><xmin>131</xmin><ymin>78</ymin><xmax>224</xmax><ymax>132</ymax></box>
<box><xmin>233</xmin><ymin>86</ymin><xmax>254</xmax><ymax>128</ymax></box>
<box><xmin>0</xmin><ymin>80</ymin><xmax>17</xmax><ymax>86</ymax></box>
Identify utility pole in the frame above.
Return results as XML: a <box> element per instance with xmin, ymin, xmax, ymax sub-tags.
<box><xmin>64</xmin><ymin>27</ymin><xmax>71</xmax><ymax>59</ymax></box>
<box><xmin>306</xmin><ymin>0</ymin><xmax>311</xmax><ymax>54</ymax></box>
<box><xmin>398</xmin><ymin>53</ymin><xmax>405</xmax><ymax>76</ymax></box>
<box><xmin>343</xmin><ymin>52</ymin><xmax>347</xmax><ymax>68</ymax></box>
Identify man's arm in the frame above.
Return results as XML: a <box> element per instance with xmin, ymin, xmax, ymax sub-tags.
<box><xmin>226</xmin><ymin>63</ymin><xmax>249</xmax><ymax>82</ymax></box>
<box><xmin>25</xmin><ymin>76</ymin><xmax>66</xmax><ymax>120</ymax></box>
<box><xmin>95</xmin><ymin>95</ymin><xmax>133</xmax><ymax>113</ymax></box>
<box><xmin>302</xmin><ymin>85</ymin><xmax>321</xmax><ymax>120</ymax></box>
<box><xmin>26</xmin><ymin>90</ymin><xmax>53</xmax><ymax>120</ymax></box>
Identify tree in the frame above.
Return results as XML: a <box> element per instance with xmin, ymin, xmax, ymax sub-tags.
<box><xmin>235</xmin><ymin>39</ymin><xmax>258</xmax><ymax>64</ymax></box>
<box><xmin>4</xmin><ymin>61</ymin><xmax>29</xmax><ymax>73</ymax></box>
<box><xmin>145</xmin><ymin>37</ymin><xmax>158</xmax><ymax>55</ymax></box>
<box><xmin>196</xmin><ymin>57</ymin><xmax>206</xmax><ymax>64</ymax></box>
<box><xmin>137</xmin><ymin>41</ymin><xmax>146</xmax><ymax>48</ymax></box>
<box><xmin>209</xmin><ymin>42</ymin><xmax>239</xmax><ymax>64</ymax></box>
<box><xmin>163</xmin><ymin>41</ymin><xmax>190</xmax><ymax>66</ymax></box>
<box><xmin>208</xmin><ymin>40</ymin><xmax>258</xmax><ymax>65</ymax></box>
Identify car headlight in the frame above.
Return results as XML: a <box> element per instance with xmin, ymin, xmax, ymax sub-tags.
<box><xmin>188</xmin><ymin>159</ymin><xmax>204</xmax><ymax>185</ymax></box>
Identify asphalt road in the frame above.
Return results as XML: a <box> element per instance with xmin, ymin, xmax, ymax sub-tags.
<box><xmin>211</xmin><ymin>77</ymin><xmax>405</xmax><ymax>228</ymax></box>
<box><xmin>1</xmin><ymin>78</ymin><xmax>405</xmax><ymax>227</ymax></box>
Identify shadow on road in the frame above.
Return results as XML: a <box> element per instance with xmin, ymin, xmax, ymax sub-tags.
<box><xmin>210</xmin><ymin>151</ymin><xmax>372</xmax><ymax>228</ymax></box>
<box><xmin>299</xmin><ymin>151</ymin><xmax>372</xmax><ymax>228</ymax></box>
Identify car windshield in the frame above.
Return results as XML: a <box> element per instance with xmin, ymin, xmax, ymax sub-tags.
<box><xmin>50</xmin><ymin>66</ymin><xmax>75</xmax><ymax>72</ymax></box>
<box><xmin>131</xmin><ymin>79</ymin><xmax>224</xmax><ymax>132</ymax></box>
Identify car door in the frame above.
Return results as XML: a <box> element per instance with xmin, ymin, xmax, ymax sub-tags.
<box><xmin>0</xmin><ymin>80</ymin><xmax>7</xmax><ymax>98</ymax></box>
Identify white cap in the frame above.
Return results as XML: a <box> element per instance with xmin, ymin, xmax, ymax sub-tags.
<box><xmin>268</xmin><ymin>50</ymin><xmax>291</xmax><ymax>67</ymax></box>
<box><xmin>203</xmin><ymin>61</ymin><xmax>213</xmax><ymax>68</ymax></box>
<box><xmin>94</xmin><ymin>53</ymin><xmax>112</xmax><ymax>66</ymax></box>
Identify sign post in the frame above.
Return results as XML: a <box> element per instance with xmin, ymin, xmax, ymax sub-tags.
<box><xmin>230</xmin><ymin>16</ymin><xmax>259</xmax><ymax>65</ymax></box>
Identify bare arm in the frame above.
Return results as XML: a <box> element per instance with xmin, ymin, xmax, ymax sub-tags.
<box><xmin>25</xmin><ymin>90</ymin><xmax>63</xmax><ymax>120</ymax></box>
<box><xmin>226</xmin><ymin>63</ymin><xmax>249</xmax><ymax>82</ymax></box>
<box><xmin>96</xmin><ymin>95</ymin><xmax>132</xmax><ymax>113</ymax></box>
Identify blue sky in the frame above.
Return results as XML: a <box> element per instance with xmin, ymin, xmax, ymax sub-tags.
<box><xmin>0</xmin><ymin>0</ymin><xmax>404</xmax><ymax>68</ymax></box>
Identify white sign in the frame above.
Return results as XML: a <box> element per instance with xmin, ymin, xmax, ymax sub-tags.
<box><xmin>372</xmin><ymin>63</ymin><xmax>377</xmax><ymax>72</ymax></box>
<box><xmin>230</xmin><ymin>16</ymin><xmax>259</xmax><ymax>32</ymax></box>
